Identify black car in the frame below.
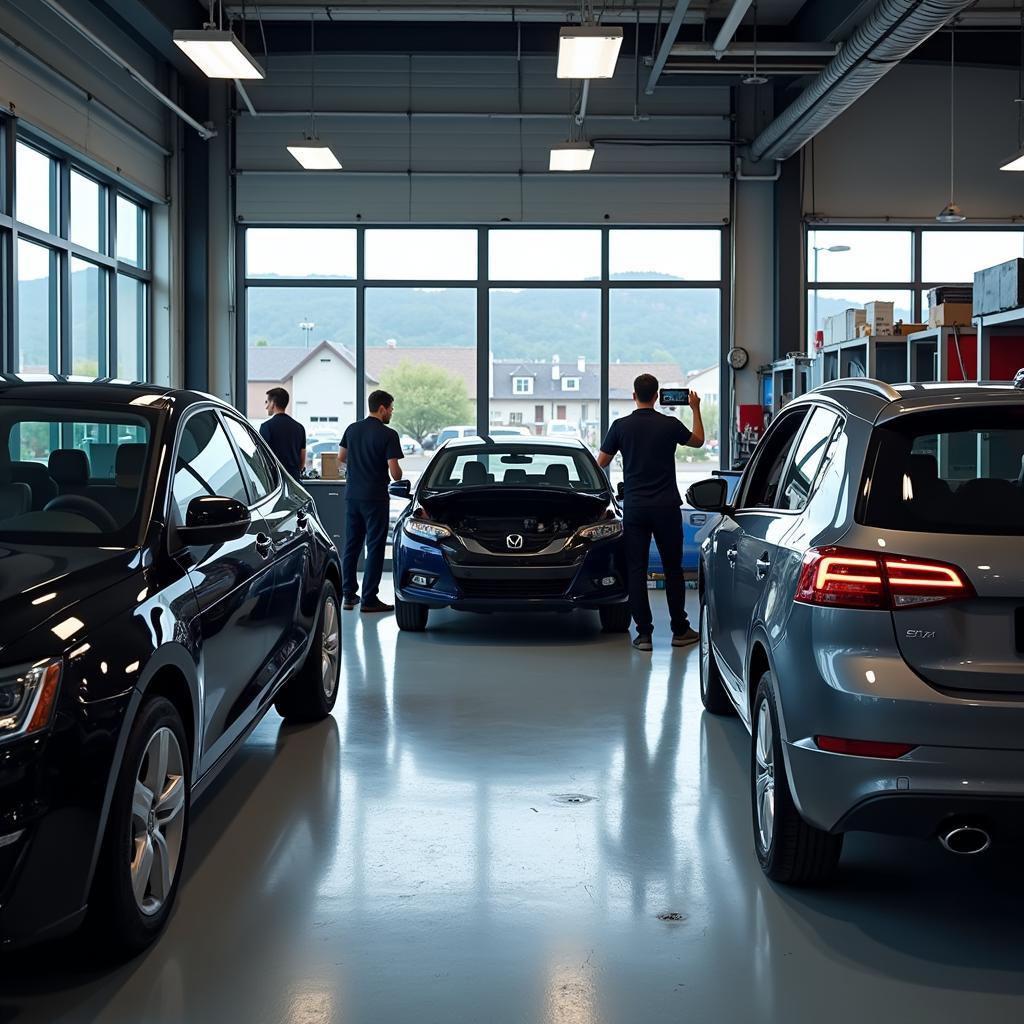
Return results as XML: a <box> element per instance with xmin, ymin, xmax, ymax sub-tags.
<box><xmin>390</xmin><ymin>437</ymin><xmax>631</xmax><ymax>632</ymax></box>
<box><xmin>0</xmin><ymin>380</ymin><xmax>341</xmax><ymax>953</ymax></box>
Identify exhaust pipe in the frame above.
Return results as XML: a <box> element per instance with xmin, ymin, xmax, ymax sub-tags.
<box><xmin>939</xmin><ymin>823</ymin><xmax>991</xmax><ymax>855</ymax></box>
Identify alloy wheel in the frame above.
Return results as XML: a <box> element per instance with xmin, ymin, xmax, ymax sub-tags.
<box><xmin>321</xmin><ymin>595</ymin><xmax>340</xmax><ymax>699</ymax></box>
<box><xmin>754</xmin><ymin>700</ymin><xmax>776</xmax><ymax>853</ymax></box>
<box><xmin>130</xmin><ymin>727</ymin><xmax>186</xmax><ymax>916</ymax></box>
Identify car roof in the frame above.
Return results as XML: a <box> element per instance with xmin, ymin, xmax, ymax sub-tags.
<box><xmin>796</xmin><ymin>378</ymin><xmax>1024</xmax><ymax>424</ymax></box>
<box><xmin>443</xmin><ymin>434</ymin><xmax>587</xmax><ymax>450</ymax></box>
<box><xmin>0</xmin><ymin>376</ymin><xmax>234</xmax><ymax>414</ymax></box>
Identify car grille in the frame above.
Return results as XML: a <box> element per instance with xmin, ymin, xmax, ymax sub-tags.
<box><xmin>457</xmin><ymin>577</ymin><xmax>569</xmax><ymax>599</ymax></box>
<box><xmin>466</xmin><ymin>532</ymin><xmax>565</xmax><ymax>554</ymax></box>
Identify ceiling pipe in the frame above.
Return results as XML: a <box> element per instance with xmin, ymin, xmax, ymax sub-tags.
<box><xmin>644</xmin><ymin>0</ymin><xmax>696</xmax><ymax>94</ymax></box>
<box><xmin>749</xmin><ymin>0</ymin><xmax>975</xmax><ymax>163</ymax></box>
<box><xmin>712</xmin><ymin>0</ymin><xmax>755</xmax><ymax>57</ymax></box>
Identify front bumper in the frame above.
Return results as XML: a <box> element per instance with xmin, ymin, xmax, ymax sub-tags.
<box><xmin>393</xmin><ymin>531</ymin><xmax>627</xmax><ymax>611</ymax></box>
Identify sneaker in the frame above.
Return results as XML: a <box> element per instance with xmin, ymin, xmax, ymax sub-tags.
<box><xmin>342</xmin><ymin>595</ymin><xmax>359</xmax><ymax>610</ymax></box>
<box><xmin>632</xmin><ymin>634</ymin><xmax>653</xmax><ymax>652</ymax></box>
<box><xmin>672</xmin><ymin>628</ymin><xmax>700</xmax><ymax>648</ymax></box>
<box><xmin>360</xmin><ymin>599</ymin><xmax>394</xmax><ymax>614</ymax></box>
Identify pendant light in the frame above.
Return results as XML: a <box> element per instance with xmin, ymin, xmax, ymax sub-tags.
<box><xmin>936</xmin><ymin>28</ymin><xmax>966</xmax><ymax>222</ymax></box>
<box><xmin>287</xmin><ymin>14</ymin><xmax>342</xmax><ymax>170</ymax></box>
<box><xmin>174</xmin><ymin>1</ymin><xmax>264</xmax><ymax>80</ymax></box>
<box><xmin>1000</xmin><ymin>8</ymin><xmax>1024</xmax><ymax>170</ymax></box>
<box><xmin>550</xmin><ymin>83</ymin><xmax>594</xmax><ymax>171</ymax></box>
<box><xmin>742</xmin><ymin>2</ymin><xmax>768</xmax><ymax>86</ymax></box>
<box><xmin>557</xmin><ymin>0</ymin><xmax>622</xmax><ymax>79</ymax></box>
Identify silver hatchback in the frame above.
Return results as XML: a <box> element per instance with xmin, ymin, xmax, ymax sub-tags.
<box><xmin>688</xmin><ymin>379</ymin><xmax>1024</xmax><ymax>884</ymax></box>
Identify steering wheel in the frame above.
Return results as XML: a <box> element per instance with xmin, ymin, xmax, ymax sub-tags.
<box><xmin>44</xmin><ymin>495</ymin><xmax>119</xmax><ymax>533</ymax></box>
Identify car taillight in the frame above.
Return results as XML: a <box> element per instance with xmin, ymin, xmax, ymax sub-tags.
<box><xmin>815</xmin><ymin>736</ymin><xmax>916</xmax><ymax>759</ymax></box>
<box><xmin>795</xmin><ymin>546</ymin><xmax>973</xmax><ymax>610</ymax></box>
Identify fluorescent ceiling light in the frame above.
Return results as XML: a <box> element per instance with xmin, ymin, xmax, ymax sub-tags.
<box><xmin>557</xmin><ymin>26</ymin><xmax>623</xmax><ymax>79</ymax></box>
<box><xmin>173</xmin><ymin>29</ymin><xmax>265</xmax><ymax>80</ymax></box>
<box><xmin>1001</xmin><ymin>148</ymin><xmax>1024</xmax><ymax>171</ymax></box>
<box><xmin>550</xmin><ymin>142</ymin><xmax>594</xmax><ymax>172</ymax></box>
<box><xmin>287</xmin><ymin>139</ymin><xmax>342</xmax><ymax>170</ymax></box>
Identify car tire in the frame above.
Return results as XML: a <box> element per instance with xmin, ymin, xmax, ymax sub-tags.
<box><xmin>275</xmin><ymin>582</ymin><xmax>341</xmax><ymax>723</ymax></box>
<box><xmin>396</xmin><ymin>596</ymin><xmax>429</xmax><ymax>632</ymax></box>
<box><xmin>699</xmin><ymin>600</ymin><xmax>735</xmax><ymax>716</ymax></box>
<box><xmin>89</xmin><ymin>696</ymin><xmax>190</xmax><ymax>956</ymax></box>
<box><xmin>751</xmin><ymin>674</ymin><xmax>842</xmax><ymax>885</ymax></box>
<box><xmin>598</xmin><ymin>603</ymin><xmax>631</xmax><ymax>633</ymax></box>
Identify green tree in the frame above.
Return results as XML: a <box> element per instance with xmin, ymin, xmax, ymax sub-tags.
<box><xmin>378</xmin><ymin>360</ymin><xmax>472</xmax><ymax>441</ymax></box>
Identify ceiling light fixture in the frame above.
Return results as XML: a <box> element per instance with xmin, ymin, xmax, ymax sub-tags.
<box><xmin>550</xmin><ymin>141</ymin><xmax>595</xmax><ymax>171</ymax></box>
<box><xmin>287</xmin><ymin>13</ymin><xmax>342</xmax><ymax>170</ymax></box>
<box><xmin>557</xmin><ymin>25</ymin><xmax>623</xmax><ymax>79</ymax></box>
<box><xmin>742</xmin><ymin>1</ymin><xmax>768</xmax><ymax>86</ymax></box>
<box><xmin>936</xmin><ymin>26</ymin><xmax>966</xmax><ymax>222</ymax></box>
<box><xmin>1000</xmin><ymin>8</ymin><xmax>1024</xmax><ymax>170</ymax></box>
<box><xmin>173</xmin><ymin>2</ymin><xmax>264</xmax><ymax>80</ymax></box>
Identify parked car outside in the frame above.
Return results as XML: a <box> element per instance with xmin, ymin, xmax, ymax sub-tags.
<box><xmin>690</xmin><ymin>378</ymin><xmax>1024</xmax><ymax>884</ymax></box>
<box><xmin>0</xmin><ymin>380</ymin><xmax>342</xmax><ymax>953</ymax></box>
<box><xmin>421</xmin><ymin>432</ymin><xmax>439</xmax><ymax>452</ymax></box>
<box><xmin>435</xmin><ymin>425</ymin><xmax>478</xmax><ymax>447</ymax></box>
<box><xmin>544</xmin><ymin>422</ymin><xmax>584</xmax><ymax>442</ymax></box>
<box><xmin>390</xmin><ymin>437</ymin><xmax>630</xmax><ymax>632</ymax></box>
<box><xmin>305</xmin><ymin>438</ymin><xmax>341</xmax><ymax>476</ymax></box>
<box><xmin>400</xmin><ymin>435</ymin><xmax>424</xmax><ymax>456</ymax></box>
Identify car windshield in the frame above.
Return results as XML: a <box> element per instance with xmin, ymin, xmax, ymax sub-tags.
<box><xmin>861</xmin><ymin>405</ymin><xmax>1024</xmax><ymax>535</ymax></box>
<box><xmin>422</xmin><ymin>445</ymin><xmax>606</xmax><ymax>492</ymax></box>
<box><xmin>0</xmin><ymin>401</ymin><xmax>157</xmax><ymax>545</ymax></box>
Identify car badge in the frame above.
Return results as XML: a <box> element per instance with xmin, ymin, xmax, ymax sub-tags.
<box><xmin>506</xmin><ymin>534</ymin><xmax>524</xmax><ymax>550</ymax></box>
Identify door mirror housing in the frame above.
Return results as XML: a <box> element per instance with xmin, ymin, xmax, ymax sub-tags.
<box><xmin>389</xmin><ymin>479</ymin><xmax>412</xmax><ymax>500</ymax></box>
<box><xmin>686</xmin><ymin>478</ymin><xmax>730</xmax><ymax>513</ymax></box>
<box><xmin>177</xmin><ymin>496</ymin><xmax>251</xmax><ymax>546</ymax></box>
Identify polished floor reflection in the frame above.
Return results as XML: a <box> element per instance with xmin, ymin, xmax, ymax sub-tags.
<box><xmin>5</xmin><ymin>582</ymin><xmax>1024</xmax><ymax>1023</ymax></box>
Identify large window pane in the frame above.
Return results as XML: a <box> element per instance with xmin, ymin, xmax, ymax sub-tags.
<box><xmin>17</xmin><ymin>240</ymin><xmax>58</xmax><ymax>372</ymax></box>
<box><xmin>490</xmin><ymin>288</ymin><xmax>599</xmax><ymax>444</ymax></box>
<box><xmin>71</xmin><ymin>257</ymin><xmax>107</xmax><ymax>375</ymax></box>
<box><xmin>607</xmin><ymin>289</ymin><xmax>720</xmax><ymax>490</ymax></box>
<box><xmin>16</xmin><ymin>142</ymin><xmax>58</xmax><ymax>234</ymax></box>
<box><xmin>246</xmin><ymin>287</ymin><xmax>357</xmax><ymax>449</ymax></box>
<box><xmin>365</xmin><ymin>229</ymin><xmax>476</xmax><ymax>280</ymax></box>
<box><xmin>489</xmin><ymin>230</ymin><xmax>601</xmax><ymax>282</ymax></box>
<box><xmin>116</xmin><ymin>195</ymin><xmax>146</xmax><ymax>268</ymax></box>
<box><xmin>807</xmin><ymin>230</ymin><xmax>912</xmax><ymax>284</ymax></box>
<box><xmin>922</xmin><ymin>231</ymin><xmax>1024</xmax><ymax>283</ymax></box>
<box><xmin>247</xmin><ymin>228</ymin><xmax>356</xmax><ymax>279</ymax></box>
<box><xmin>610</xmin><ymin>229</ymin><xmax>721</xmax><ymax>281</ymax></box>
<box><xmin>117</xmin><ymin>275</ymin><xmax>146</xmax><ymax>380</ymax></box>
<box><xmin>70</xmin><ymin>170</ymin><xmax>106</xmax><ymax>252</ymax></box>
<box><xmin>807</xmin><ymin>289</ymin><xmax>914</xmax><ymax>349</ymax></box>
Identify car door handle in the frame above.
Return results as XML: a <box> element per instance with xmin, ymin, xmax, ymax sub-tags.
<box><xmin>727</xmin><ymin>546</ymin><xmax>738</xmax><ymax>568</ymax></box>
<box><xmin>255</xmin><ymin>533</ymin><xmax>274</xmax><ymax>558</ymax></box>
<box><xmin>755</xmin><ymin>553</ymin><xmax>772</xmax><ymax>580</ymax></box>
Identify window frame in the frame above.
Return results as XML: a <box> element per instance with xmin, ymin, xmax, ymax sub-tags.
<box><xmin>221</xmin><ymin>411</ymin><xmax>283</xmax><ymax>509</ymax></box>
<box><xmin>775</xmin><ymin>407</ymin><xmax>843</xmax><ymax>513</ymax></box>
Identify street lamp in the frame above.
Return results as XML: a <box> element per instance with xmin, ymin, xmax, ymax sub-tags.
<box><xmin>811</xmin><ymin>244</ymin><xmax>851</xmax><ymax>351</ymax></box>
<box><xmin>299</xmin><ymin>321</ymin><xmax>315</xmax><ymax>348</ymax></box>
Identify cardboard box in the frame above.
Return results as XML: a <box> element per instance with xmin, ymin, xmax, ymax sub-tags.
<box><xmin>319</xmin><ymin>452</ymin><xmax>341</xmax><ymax>479</ymax></box>
<box><xmin>865</xmin><ymin>301</ymin><xmax>894</xmax><ymax>333</ymax></box>
<box><xmin>824</xmin><ymin>308</ymin><xmax>865</xmax><ymax>344</ymax></box>
<box><xmin>974</xmin><ymin>258</ymin><xmax>1024</xmax><ymax>316</ymax></box>
<box><xmin>928</xmin><ymin>302</ymin><xmax>974</xmax><ymax>327</ymax></box>
<box><xmin>845</xmin><ymin>308</ymin><xmax>866</xmax><ymax>340</ymax></box>
<box><xmin>897</xmin><ymin>322</ymin><xmax>927</xmax><ymax>336</ymax></box>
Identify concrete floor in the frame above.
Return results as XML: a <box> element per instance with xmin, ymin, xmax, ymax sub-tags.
<box><xmin>5</xmin><ymin>582</ymin><xmax>1024</xmax><ymax>1023</ymax></box>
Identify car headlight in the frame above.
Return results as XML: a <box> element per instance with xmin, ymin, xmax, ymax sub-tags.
<box><xmin>576</xmin><ymin>520</ymin><xmax>623</xmax><ymax>542</ymax></box>
<box><xmin>0</xmin><ymin>659</ymin><xmax>62</xmax><ymax>740</ymax></box>
<box><xmin>403</xmin><ymin>518</ymin><xmax>453</xmax><ymax>542</ymax></box>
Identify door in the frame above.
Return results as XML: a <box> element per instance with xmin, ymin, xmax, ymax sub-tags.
<box><xmin>714</xmin><ymin>409</ymin><xmax>810</xmax><ymax>683</ymax></box>
<box><xmin>171</xmin><ymin>410</ymin><xmax>278</xmax><ymax>771</ymax></box>
<box><xmin>224</xmin><ymin>414</ymin><xmax>312</xmax><ymax>675</ymax></box>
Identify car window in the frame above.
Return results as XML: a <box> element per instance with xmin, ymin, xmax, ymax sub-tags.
<box><xmin>172</xmin><ymin>412</ymin><xmax>249</xmax><ymax>523</ymax></box>
<box><xmin>738</xmin><ymin>410</ymin><xmax>808</xmax><ymax>509</ymax></box>
<box><xmin>225</xmin><ymin>416</ymin><xmax>278</xmax><ymax>502</ymax></box>
<box><xmin>776</xmin><ymin>408</ymin><xmax>841</xmax><ymax>512</ymax></box>
<box><xmin>422</xmin><ymin>446</ymin><xmax>606</xmax><ymax>491</ymax></box>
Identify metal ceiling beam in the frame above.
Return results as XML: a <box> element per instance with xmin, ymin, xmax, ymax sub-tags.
<box><xmin>711</xmin><ymin>0</ymin><xmax>754</xmax><ymax>56</ymax></box>
<box><xmin>644</xmin><ymin>0</ymin><xmax>695</xmax><ymax>95</ymax></box>
<box><xmin>789</xmin><ymin>0</ymin><xmax>876</xmax><ymax>42</ymax></box>
<box><xmin>92</xmin><ymin>0</ymin><xmax>202</xmax><ymax>73</ymax></box>
<box><xmin>672</xmin><ymin>41</ymin><xmax>841</xmax><ymax>57</ymax></box>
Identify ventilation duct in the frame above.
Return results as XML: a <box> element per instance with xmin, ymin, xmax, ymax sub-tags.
<box><xmin>749</xmin><ymin>0</ymin><xmax>974</xmax><ymax>163</ymax></box>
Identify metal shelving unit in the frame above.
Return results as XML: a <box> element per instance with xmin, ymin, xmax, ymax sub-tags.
<box><xmin>817</xmin><ymin>335</ymin><xmax>909</xmax><ymax>385</ymax></box>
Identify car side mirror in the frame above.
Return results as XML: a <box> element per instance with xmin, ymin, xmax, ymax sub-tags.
<box><xmin>686</xmin><ymin>478</ymin><xmax>729</xmax><ymax>513</ymax></box>
<box><xmin>389</xmin><ymin>480</ymin><xmax>412</xmax><ymax>500</ymax></box>
<box><xmin>177</xmin><ymin>496</ymin><xmax>251</xmax><ymax>546</ymax></box>
<box><xmin>615</xmin><ymin>482</ymin><xmax>625</xmax><ymax>501</ymax></box>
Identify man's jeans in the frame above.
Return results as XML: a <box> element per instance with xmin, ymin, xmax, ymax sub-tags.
<box><xmin>342</xmin><ymin>499</ymin><xmax>389</xmax><ymax>604</ymax></box>
<box><xmin>623</xmin><ymin>506</ymin><xmax>690</xmax><ymax>636</ymax></box>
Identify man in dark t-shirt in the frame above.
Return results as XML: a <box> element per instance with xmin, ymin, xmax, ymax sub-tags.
<box><xmin>259</xmin><ymin>388</ymin><xmax>306</xmax><ymax>478</ymax></box>
<box><xmin>598</xmin><ymin>373</ymin><xmax>704</xmax><ymax>652</ymax></box>
<box><xmin>339</xmin><ymin>389</ymin><xmax>404</xmax><ymax>613</ymax></box>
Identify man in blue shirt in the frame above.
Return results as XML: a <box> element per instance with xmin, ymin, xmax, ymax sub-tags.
<box><xmin>597</xmin><ymin>373</ymin><xmax>704</xmax><ymax>652</ymax></box>
<box><xmin>339</xmin><ymin>390</ymin><xmax>404</xmax><ymax>613</ymax></box>
<box><xmin>259</xmin><ymin>388</ymin><xmax>306</xmax><ymax>479</ymax></box>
